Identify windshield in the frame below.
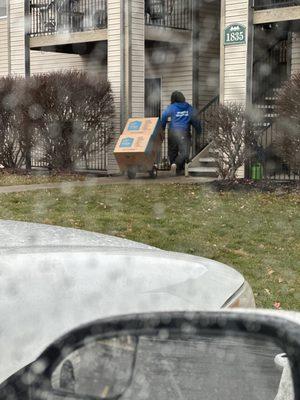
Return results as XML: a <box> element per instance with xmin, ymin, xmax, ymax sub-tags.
<box><xmin>0</xmin><ymin>0</ymin><xmax>299</xmax><ymax>399</ymax></box>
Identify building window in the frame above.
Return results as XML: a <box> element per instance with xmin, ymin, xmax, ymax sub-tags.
<box><xmin>0</xmin><ymin>0</ymin><xmax>6</xmax><ymax>18</ymax></box>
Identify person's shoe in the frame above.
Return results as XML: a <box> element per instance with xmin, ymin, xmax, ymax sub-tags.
<box><xmin>170</xmin><ymin>163</ymin><xmax>177</xmax><ymax>176</ymax></box>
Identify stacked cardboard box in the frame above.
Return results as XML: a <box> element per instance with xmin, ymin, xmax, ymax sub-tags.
<box><xmin>114</xmin><ymin>118</ymin><xmax>163</xmax><ymax>177</ymax></box>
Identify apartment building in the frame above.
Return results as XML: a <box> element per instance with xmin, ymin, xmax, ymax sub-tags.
<box><xmin>0</xmin><ymin>0</ymin><xmax>299</xmax><ymax>177</ymax></box>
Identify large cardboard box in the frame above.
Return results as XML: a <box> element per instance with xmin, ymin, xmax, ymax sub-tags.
<box><xmin>114</xmin><ymin>118</ymin><xmax>163</xmax><ymax>174</ymax></box>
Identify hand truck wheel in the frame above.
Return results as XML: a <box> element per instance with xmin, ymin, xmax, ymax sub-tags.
<box><xmin>149</xmin><ymin>166</ymin><xmax>158</xmax><ymax>179</ymax></box>
<box><xmin>127</xmin><ymin>168</ymin><xmax>137</xmax><ymax>179</ymax></box>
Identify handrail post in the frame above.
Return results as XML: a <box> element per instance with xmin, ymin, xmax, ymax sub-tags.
<box><xmin>24</xmin><ymin>0</ymin><xmax>32</xmax><ymax>171</ymax></box>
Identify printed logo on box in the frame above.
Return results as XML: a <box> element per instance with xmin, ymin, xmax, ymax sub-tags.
<box><xmin>120</xmin><ymin>137</ymin><xmax>134</xmax><ymax>148</ymax></box>
<box><xmin>128</xmin><ymin>121</ymin><xmax>142</xmax><ymax>131</ymax></box>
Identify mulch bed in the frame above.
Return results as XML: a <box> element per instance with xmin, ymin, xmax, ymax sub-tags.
<box><xmin>210</xmin><ymin>179</ymin><xmax>300</xmax><ymax>194</ymax></box>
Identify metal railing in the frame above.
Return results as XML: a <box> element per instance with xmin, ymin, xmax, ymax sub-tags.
<box><xmin>188</xmin><ymin>95</ymin><xmax>220</xmax><ymax>161</ymax></box>
<box><xmin>195</xmin><ymin>95</ymin><xmax>220</xmax><ymax>156</ymax></box>
<box><xmin>29</xmin><ymin>0</ymin><xmax>107</xmax><ymax>36</ymax></box>
<box><xmin>252</xmin><ymin>38</ymin><xmax>288</xmax><ymax>104</ymax></box>
<box><xmin>250</xmin><ymin>122</ymin><xmax>300</xmax><ymax>180</ymax></box>
<box><xmin>254</xmin><ymin>0</ymin><xmax>300</xmax><ymax>9</ymax></box>
<box><xmin>145</xmin><ymin>0</ymin><xmax>192</xmax><ymax>30</ymax></box>
<box><xmin>30</xmin><ymin>0</ymin><xmax>192</xmax><ymax>37</ymax></box>
<box><xmin>250</xmin><ymin>35</ymin><xmax>299</xmax><ymax>180</ymax></box>
<box><xmin>157</xmin><ymin>128</ymin><xmax>170</xmax><ymax>170</ymax></box>
<box><xmin>31</xmin><ymin>128</ymin><xmax>108</xmax><ymax>171</ymax></box>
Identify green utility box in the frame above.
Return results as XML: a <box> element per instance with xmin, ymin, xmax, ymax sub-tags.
<box><xmin>251</xmin><ymin>163</ymin><xmax>263</xmax><ymax>181</ymax></box>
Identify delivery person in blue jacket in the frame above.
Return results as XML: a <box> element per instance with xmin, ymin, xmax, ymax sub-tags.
<box><xmin>161</xmin><ymin>91</ymin><xmax>201</xmax><ymax>175</ymax></box>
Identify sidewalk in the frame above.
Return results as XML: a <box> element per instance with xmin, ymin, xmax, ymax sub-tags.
<box><xmin>0</xmin><ymin>173</ymin><xmax>214</xmax><ymax>194</ymax></box>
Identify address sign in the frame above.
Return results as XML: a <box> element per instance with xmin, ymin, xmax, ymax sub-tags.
<box><xmin>224</xmin><ymin>24</ymin><xmax>246</xmax><ymax>46</ymax></box>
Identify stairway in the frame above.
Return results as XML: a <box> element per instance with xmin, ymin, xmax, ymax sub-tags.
<box><xmin>187</xmin><ymin>144</ymin><xmax>218</xmax><ymax>178</ymax></box>
<box><xmin>186</xmin><ymin>95</ymin><xmax>219</xmax><ymax>178</ymax></box>
<box><xmin>255</xmin><ymin>88</ymin><xmax>279</xmax><ymax>127</ymax></box>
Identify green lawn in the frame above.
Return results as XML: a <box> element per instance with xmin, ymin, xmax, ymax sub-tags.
<box><xmin>0</xmin><ymin>172</ymin><xmax>85</xmax><ymax>186</ymax></box>
<box><xmin>0</xmin><ymin>183</ymin><xmax>299</xmax><ymax>310</ymax></box>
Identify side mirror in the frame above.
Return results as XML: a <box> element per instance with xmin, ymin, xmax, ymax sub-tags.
<box><xmin>2</xmin><ymin>311</ymin><xmax>300</xmax><ymax>400</ymax></box>
<box><xmin>274</xmin><ymin>353</ymin><xmax>295</xmax><ymax>400</ymax></box>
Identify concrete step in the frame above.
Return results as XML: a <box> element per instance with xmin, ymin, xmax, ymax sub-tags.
<box><xmin>257</xmin><ymin>104</ymin><xmax>276</xmax><ymax>110</ymax></box>
<box><xmin>188</xmin><ymin>166</ymin><xmax>218</xmax><ymax>177</ymax></box>
<box><xmin>198</xmin><ymin>157</ymin><xmax>216</xmax><ymax>163</ymax></box>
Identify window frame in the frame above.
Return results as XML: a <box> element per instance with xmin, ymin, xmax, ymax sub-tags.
<box><xmin>0</xmin><ymin>0</ymin><xmax>7</xmax><ymax>19</ymax></box>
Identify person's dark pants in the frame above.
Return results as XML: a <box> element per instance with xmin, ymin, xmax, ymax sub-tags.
<box><xmin>168</xmin><ymin>130</ymin><xmax>191</xmax><ymax>172</ymax></box>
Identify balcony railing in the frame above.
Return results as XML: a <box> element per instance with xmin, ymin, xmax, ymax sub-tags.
<box><xmin>145</xmin><ymin>0</ymin><xmax>192</xmax><ymax>30</ymax></box>
<box><xmin>29</xmin><ymin>0</ymin><xmax>107</xmax><ymax>37</ymax></box>
<box><xmin>29</xmin><ymin>0</ymin><xmax>192</xmax><ymax>38</ymax></box>
<box><xmin>254</xmin><ymin>0</ymin><xmax>300</xmax><ymax>10</ymax></box>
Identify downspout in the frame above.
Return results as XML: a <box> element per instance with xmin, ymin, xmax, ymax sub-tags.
<box><xmin>126</xmin><ymin>0</ymin><xmax>133</xmax><ymax>118</ymax></box>
<box><xmin>7</xmin><ymin>0</ymin><xmax>11</xmax><ymax>75</ymax></box>
<box><xmin>122</xmin><ymin>0</ymin><xmax>132</xmax><ymax>124</ymax></box>
<box><xmin>192</xmin><ymin>0</ymin><xmax>200</xmax><ymax>110</ymax></box>
<box><xmin>24</xmin><ymin>0</ymin><xmax>30</xmax><ymax>78</ymax></box>
<box><xmin>120</xmin><ymin>0</ymin><xmax>126</xmax><ymax>130</ymax></box>
<box><xmin>246</xmin><ymin>0</ymin><xmax>254</xmax><ymax>108</ymax></box>
<box><xmin>24</xmin><ymin>0</ymin><xmax>31</xmax><ymax>171</ymax></box>
<box><xmin>245</xmin><ymin>0</ymin><xmax>254</xmax><ymax>178</ymax></box>
<box><xmin>219</xmin><ymin>0</ymin><xmax>225</xmax><ymax>104</ymax></box>
<box><xmin>192</xmin><ymin>0</ymin><xmax>200</xmax><ymax>155</ymax></box>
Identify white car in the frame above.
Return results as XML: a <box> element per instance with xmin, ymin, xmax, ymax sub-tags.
<box><xmin>0</xmin><ymin>220</ymin><xmax>255</xmax><ymax>385</ymax></box>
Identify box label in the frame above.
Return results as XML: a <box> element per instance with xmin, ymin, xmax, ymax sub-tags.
<box><xmin>120</xmin><ymin>138</ymin><xmax>134</xmax><ymax>148</ymax></box>
<box><xmin>128</xmin><ymin>121</ymin><xmax>142</xmax><ymax>131</ymax></box>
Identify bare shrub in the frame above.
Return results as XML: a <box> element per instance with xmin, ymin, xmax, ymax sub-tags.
<box><xmin>275</xmin><ymin>73</ymin><xmax>300</xmax><ymax>171</ymax></box>
<box><xmin>206</xmin><ymin>103</ymin><xmax>262</xmax><ymax>180</ymax></box>
<box><xmin>32</xmin><ymin>71</ymin><xmax>114</xmax><ymax>171</ymax></box>
<box><xmin>0</xmin><ymin>76</ymin><xmax>35</xmax><ymax>169</ymax></box>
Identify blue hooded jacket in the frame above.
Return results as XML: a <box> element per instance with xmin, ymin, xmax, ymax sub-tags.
<box><xmin>161</xmin><ymin>102</ymin><xmax>201</xmax><ymax>135</ymax></box>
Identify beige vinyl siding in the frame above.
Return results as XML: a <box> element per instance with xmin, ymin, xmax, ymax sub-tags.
<box><xmin>130</xmin><ymin>0</ymin><xmax>145</xmax><ymax>118</ymax></box>
<box><xmin>106</xmin><ymin>0</ymin><xmax>145</xmax><ymax>173</ymax></box>
<box><xmin>0</xmin><ymin>18</ymin><xmax>8</xmax><ymax>76</ymax></box>
<box><xmin>222</xmin><ymin>0</ymin><xmax>249</xmax><ymax>104</ymax></box>
<box><xmin>198</xmin><ymin>1</ymin><xmax>220</xmax><ymax>108</ymax></box>
<box><xmin>107</xmin><ymin>0</ymin><xmax>121</xmax><ymax>123</ymax></box>
<box><xmin>10</xmin><ymin>0</ymin><xmax>25</xmax><ymax>75</ymax></box>
<box><xmin>107</xmin><ymin>0</ymin><xmax>122</xmax><ymax>173</ymax></box>
<box><xmin>222</xmin><ymin>0</ymin><xmax>249</xmax><ymax>178</ymax></box>
<box><xmin>291</xmin><ymin>31</ymin><xmax>300</xmax><ymax>74</ymax></box>
<box><xmin>31</xmin><ymin>49</ymin><xmax>107</xmax><ymax>77</ymax></box>
<box><xmin>145</xmin><ymin>43</ymin><xmax>193</xmax><ymax>113</ymax></box>
<box><xmin>30</xmin><ymin>51</ymin><xmax>86</xmax><ymax>73</ymax></box>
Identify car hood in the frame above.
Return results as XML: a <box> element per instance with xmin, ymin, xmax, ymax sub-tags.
<box><xmin>0</xmin><ymin>221</ymin><xmax>244</xmax><ymax>383</ymax></box>
<box><xmin>0</xmin><ymin>220</ymin><xmax>155</xmax><ymax>251</ymax></box>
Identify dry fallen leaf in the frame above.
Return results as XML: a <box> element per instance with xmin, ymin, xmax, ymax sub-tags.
<box><xmin>274</xmin><ymin>302</ymin><xmax>281</xmax><ymax>310</ymax></box>
<box><xmin>232</xmin><ymin>249</ymin><xmax>250</xmax><ymax>257</ymax></box>
<box><xmin>264</xmin><ymin>288</ymin><xmax>271</xmax><ymax>295</ymax></box>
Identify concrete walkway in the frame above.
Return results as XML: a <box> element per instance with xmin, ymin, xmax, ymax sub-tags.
<box><xmin>0</xmin><ymin>173</ymin><xmax>214</xmax><ymax>194</ymax></box>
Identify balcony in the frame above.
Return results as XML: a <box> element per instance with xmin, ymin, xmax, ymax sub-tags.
<box><xmin>29</xmin><ymin>0</ymin><xmax>107</xmax><ymax>37</ymax></box>
<box><xmin>145</xmin><ymin>0</ymin><xmax>192</xmax><ymax>30</ymax></box>
<box><xmin>254</xmin><ymin>0</ymin><xmax>300</xmax><ymax>10</ymax></box>
<box><xmin>29</xmin><ymin>0</ymin><xmax>192</xmax><ymax>50</ymax></box>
